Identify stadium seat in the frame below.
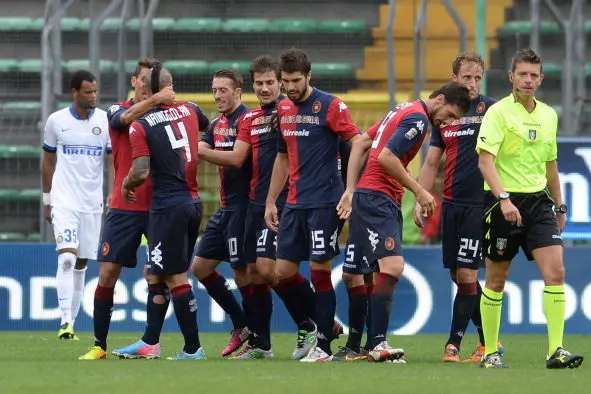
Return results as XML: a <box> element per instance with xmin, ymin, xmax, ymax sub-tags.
<box><xmin>1</xmin><ymin>101</ymin><xmax>42</xmax><ymax>114</ymax></box>
<box><xmin>542</xmin><ymin>62</ymin><xmax>562</xmax><ymax>76</ymax></box>
<box><xmin>222</xmin><ymin>18</ymin><xmax>270</xmax><ymax>33</ymax></box>
<box><xmin>0</xmin><ymin>189</ymin><xmax>20</xmax><ymax>202</ymax></box>
<box><xmin>318</xmin><ymin>20</ymin><xmax>367</xmax><ymax>33</ymax></box>
<box><xmin>163</xmin><ymin>60</ymin><xmax>209</xmax><ymax>75</ymax></box>
<box><xmin>65</xmin><ymin>59</ymin><xmax>115</xmax><ymax>73</ymax></box>
<box><xmin>208</xmin><ymin>61</ymin><xmax>251</xmax><ymax>74</ymax></box>
<box><xmin>17</xmin><ymin>59</ymin><xmax>45</xmax><ymax>73</ymax></box>
<box><xmin>26</xmin><ymin>233</ymin><xmax>42</xmax><ymax>242</ymax></box>
<box><xmin>19</xmin><ymin>189</ymin><xmax>41</xmax><ymax>202</ymax></box>
<box><xmin>0</xmin><ymin>59</ymin><xmax>18</xmax><ymax>72</ymax></box>
<box><xmin>312</xmin><ymin>63</ymin><xmax>354</xmax><ymax>76</ymax></box>
<box><xmin>126</xmin><ymin>18</ymin><xmax>175</xmax><ymax>31</ymax></box>
<box><xmin>0</xmin><ymin>17</ymin><xmax>33</xmax><ymax>31</ymax></box>
<box><xmin>268</xmin><ymin>19</ymin><xmax>318</xmax><ymax>33</ymax></box>
<box><xmin>497</xmin><ymin>20</ymin><xmax>561</xmax><ymax>35</ymax></box>
<box><xmin>0</xmin><ymin>232</ymin><xmax>27</xmax><ymax>242</ymax></box>
<box><xmin>171</xmin><ymin>18</ymin><xmax>223</xmax><ymax>32</ymax></box>
<box><xmin>199</xmin><ymin>191</ymin><xmax>218</xmax><ymax>202</ymax></box>
<box><xmin>0</xmin><ymin>145</ymin><xmax>38</xmax><ymax>159</ymax></box>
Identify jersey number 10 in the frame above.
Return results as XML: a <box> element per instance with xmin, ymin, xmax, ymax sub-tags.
<box><xmin>165</xmin><ymin>121</ymin><xmax>192</xmax><ymax>162</ymax></box>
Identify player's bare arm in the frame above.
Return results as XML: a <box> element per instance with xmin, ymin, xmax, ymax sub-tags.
<box><xmin>199</xmin><ymin>140</ymin><xmax>251</xmax><ymax>168</ymax></box>
<box><xmin>478</xmin><ymin>150</ymin><xmax>522</xmax><ymax>226</ymax></box>
<box><xmin>414</xmin><ymin>146</ymin><xmax>444</xmax><ymax>227</ymax></box>
<box><xmin>41</xmin><ymin>150</ymin><xmax>56</xmax><ymax>223</ymax></box>
<box><xmin>378</xmin><ymin>147</ymin><xmax>436</xmax><ymax>218</ymax></box>
<box><xmin>337</xmin><ymin>133</ymin><xmax>372</xmax><ymax>219</ymax></box>
<box><xmin>546</xmin><ymin>160</ymin><xmax>566</xmax><ymax>232</ymax></box>
<box><xmin>122</xmin><ymin>156</ymin><xmax>150</xmax><ymax>202</ymax></box>
<box><xmin>119</xmin><ymin>86</ymin><xmax>176</xmax><ymax>126</ymax></box>
<box><xmin>264</xmin><ymin>152</ymin><xmax>289</xmax><ymax>232</ymax></box>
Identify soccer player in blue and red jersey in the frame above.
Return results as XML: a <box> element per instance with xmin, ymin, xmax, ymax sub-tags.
<box><xmin>264</xmin><ymin>48</ymin><xmax>362</xmax><ymax>362</ymax></box>
<box><xmin>415</xmin><ymin>53</ymin><xmax>504</xmax><ymax>363</ymax></box>
<box><xmin>338</xmin><ymin>82</ymin><xmax>471</xmax><ymax>362</ymax></box>
<box><xmin>191</xmin><ymin>68</ymin><xmax>252</xmax><ymax>357</ymax></box>
<box><xmin>79</xmin><ymin>58</ymin><xmax>180</xmax><ymax>360</ymax></box>
<box><xmin>124</xmin><ymin>66</ymin><xmax>206</xmax><ymax>360</ymax></box>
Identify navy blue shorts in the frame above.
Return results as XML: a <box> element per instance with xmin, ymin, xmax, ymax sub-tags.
<box><xmin>441</xmin><ymin>201</ymin><xmax>484</xmax><ymax>270</ymax></box>
<box><xmin>194</xmin><ymin>207</ymin><xmax>248</xmax><ymax>269</ymax></box>
<box><xmin>350</xmin><ymin>191</ymin><xmax>402</xmax><ymax>268</ymax></box>
<box><xmin>98</xmin><ymin>210</ymin><xmax>149</xmax><ymax>268</ymax></box>
<box><xmin>342</xmin><ymin>232</ymin><xmax>375</xmax><ymax>275</ymax></box>
<box><xmin>244</xmin><ymin>203</ymin><xmax>278</xmax><ymax>263</ymax></box>
<box><xmin>276</xmin><ymin>206</ymin><xmax>341</xmax><ymax>262</ymax></box>
<box><xmin>147</xmin><ymin>202</ymin><xmax>202</xmax><ymax>276</ymax></box>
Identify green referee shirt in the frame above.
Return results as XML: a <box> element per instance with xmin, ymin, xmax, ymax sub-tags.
<box><xmin>476</xmin><ymin>94</ymin><xmax>558</xmax><ymax>193</ymax></box>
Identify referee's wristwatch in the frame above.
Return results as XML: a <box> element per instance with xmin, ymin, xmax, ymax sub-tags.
<box><xmin>554</xmin><ymin>204</ymin><xmax>568</xmax><ymax>214</ymax></box>
<box><xmin>497</xmin><ymin>192</ymin><xmax>510</xmax><ymax>201</ymax></box>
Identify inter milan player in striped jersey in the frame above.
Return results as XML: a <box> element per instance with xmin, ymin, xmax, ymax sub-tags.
<box><xmin>338</xmin><ymin>82</ymin><xmax>470</xmax><ymax>362</ymax></box>
<box><xmin>191</xmin><ymin>68</ymin><xmax>252</xmax><ymax>357</ymax></box>
<box><xmin>265</xmin><ymin>48</ymin><xmax>362</xmax><ymax>362</ymax></box>
<box><xmin>124</xmin><ymin>66</ymin><xmax>206</xmax><ymax>360</ymax></box>
<box><xmin>415</xmin><ymin>53</ymin><xmax>504</xmax><ymax>363</ymax></box>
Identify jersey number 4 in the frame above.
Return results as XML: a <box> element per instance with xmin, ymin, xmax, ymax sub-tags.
<box><xmin>165</xmin><ymin>121</ymin><xmax>192</xmax><ymax>162</ymax></box>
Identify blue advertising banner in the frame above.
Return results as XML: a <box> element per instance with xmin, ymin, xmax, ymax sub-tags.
<box><xmin>1</xmin><ymin>244</ymin><xmax>590</xmax><ymax>334</ymax></box>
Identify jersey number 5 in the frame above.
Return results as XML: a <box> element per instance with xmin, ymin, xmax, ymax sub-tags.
<box><xmin>371</xmin><ymin>110</ymin><xmax>397</xmax><ymax>149</ymax></box>
<box><xmin>165</xmin><ymin>121</ymin><xmax>192</xmax><ymax>162</ymax></box>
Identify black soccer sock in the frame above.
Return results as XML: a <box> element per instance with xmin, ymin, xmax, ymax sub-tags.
<box><xmin>311</xmin><ymin>269</ymin><xmax>336</xmax><ymax>355</ymax></box>
<box><xmin>273</xmin><ymin>273</ymin><xmax>315</xmax><ymax>332</ymax></box>
<box><xmin>200</xmin><ymin>271</ymin><xmax>246</xmax><ymax>329</ymax></box>
<box><xmin>250</xmin><ymin>284</ymin><xmax>273</xmax><ymax>350</ymax></box>
<box><xmin>447</xmin><ymin>282</ymin><xmax>478</xmax><ymax>350</ymax></box>
<box><xmin>369</xmin><ymin>273</ymin><xmax>398</xmax><ymax>349</ymax></box>
<box><xmin>363</xmin><ymin>283</ymin><xmax>375</xmax><ymax>350</ymax></box>
<box><xmin>93</xmin><ymin>285</ymin><xmax>114</xmax><ymax>351</ymax></box>
<box><xmin>239</xmin><ymin>284</ymin><xmax>253</xmax><ymax>335</ymax></box>
<box><xmin>141</xmin><ymin>282</ymin><xmax>170</xmax><ymax>345</ymax></box>
<box><xmin>171</xmin><ymin>284</ymin><xmax>201</xmax><ymax>354</ymax></box>
<box><xmin>345</xmin><ymin>284</ymin><xmax>368</xmax><ymax>353</ymax></box>
<box><xmin>472</xmin><ymin>281</ymin><xmax>486</xmax><ymax>346</ymax></box>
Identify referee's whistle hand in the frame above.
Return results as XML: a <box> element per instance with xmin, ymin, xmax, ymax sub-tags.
<box><xmin>500</xmin><ymin>199</ymin><xmax>522</xmax><ymax>227</ymax></box>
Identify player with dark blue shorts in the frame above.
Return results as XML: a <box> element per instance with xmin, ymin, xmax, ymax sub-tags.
<box><xmin>416</xmin><ymin>53</ymin><xmax>503</xmax><ymax>362</ymax></box>
<box><xmin>264</xmin><ymin>49</ymin><xmax>361</xmax><ymax>362</ymax></box>
<box><xmin>338</xmin><ymin>82</ymin><xmax>471</xmax><ymax>363</ymax></box>
<box><xmin>125</xmin><ymin>66</ymin><xmax>206</xmax><ymax>360</ymax></box>
<box><xmin>192</xmin><ymin>68</ymin><xmax>252</xmax><ymax>358</ymax></box>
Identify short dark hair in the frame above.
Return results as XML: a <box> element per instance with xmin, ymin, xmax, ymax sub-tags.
<box><xmin>511</xmin><ymin>48</ymin><xmax>543</xmax><ymax>73</ymax></box>
<box><xmin>70</xmin><ymin>69</ymin><xmax>96</xmax><ymax>90</ymax></box>
<box><xmin>452</xmin><ymin>52</ymin><xmax>485</xmax><ymax>75</ymax></box>
<box><xmin>279</xmin><ymin>48</ymin><xmax>311</xmax><ymax>75</ymax></box>
<box><xmin>250</xmin><ymin>55</ymin><xmax>280</xmax><ymax>81</ymax></box>
<box><xmin>429</xmin><ymin>81</ymin><xmax>471</xmax><ymax>113</ymax></box>
<box><xmin>135</xmin><ymin>57</ymin><xmax>160</xmax><ymax>77</ymax></box>
<box><xmin>213</xmin><ymin>67</ymin><xmax>244</xmax><ymax>89</ymax></box>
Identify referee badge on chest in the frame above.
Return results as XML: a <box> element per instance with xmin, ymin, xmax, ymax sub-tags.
<box><xmin>496</xmin><ymin>238</ymin><xmax>507</xmax><ymax>254</ymax></box>
<box><xmin>528</xmin><ymin>129</ymin><xmax>537</xmax><ymax>141</ymax></box>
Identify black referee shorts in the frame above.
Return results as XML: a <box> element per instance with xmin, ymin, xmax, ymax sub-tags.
<box><xmin>482</xmin><ymin>190</ymin><xmax>563</xmax><ymax>262</ymax></box>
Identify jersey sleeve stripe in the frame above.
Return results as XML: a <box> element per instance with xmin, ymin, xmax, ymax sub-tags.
<box><xmin>42</xmin><ymin>143</ymin><xmax>57</xmax><ymax>152</ymax></box>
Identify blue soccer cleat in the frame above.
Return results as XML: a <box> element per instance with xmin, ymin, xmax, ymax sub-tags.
<box><xmin>166</xmin><ymin>347</ymin><xmax>207</xmax><ymax>360</ymax></box>
<box><xmin>112</xmin><ymin>339</ymin><xmax>161</xmax><ymax>359</ymax></box>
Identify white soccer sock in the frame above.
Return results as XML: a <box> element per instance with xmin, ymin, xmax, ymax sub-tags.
<box><xmin>71</xmin><ymin>267</ymin><xmax>87</xmax><ymax>327</ymax></box>
<box><xmin>56</xmin><ymin>252</ymin><xmax>76</xmax><ymax>326</ymax></box>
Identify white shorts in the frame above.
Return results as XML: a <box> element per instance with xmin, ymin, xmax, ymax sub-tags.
<box><xmin>51</xmin><ymin>206</ymin><xmax>103</xmax><ymax>259</ymax></box>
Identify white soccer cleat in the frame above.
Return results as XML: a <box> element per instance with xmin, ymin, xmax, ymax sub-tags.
<box><xmin>368</xmin><ymin>341</ymin><xmax>405</xmax><ymax>363</ymax></box>
<box><xmin>300</xmin><ymin>346</ymin><xmax>332</xmax><ymax>363</ymax></box>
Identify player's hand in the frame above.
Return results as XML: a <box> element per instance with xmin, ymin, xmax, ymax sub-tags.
<box><xmin>268</xmin><ymin>110</ymin><xmax>279</xmax><ymax>131</ymax></box>
<box><xmin>415</xmin><ymin>188</ymin><xmax>436</xmax><ymax>218</ymax></box>
<box><xmin>121</xmin><ymin>177</ymin><xmax>137</xmax><ymax>203</ymax></box>
<box><xmin>157</xmin><ymin>86</ymin><xmax>176</xmax><ymax>106</ymax></box>
<box><xmin>413</xmin><ymin>202</ymin><xmax>424</xmax><ymax>228</ymax></box>
<box><xmin>500</xmin><ymin>199</ymin><xmax>522</xmax><ymax>227</ymax></box>
<box><xmin>265</xmin><ymin>203</ymin><xmax>279</xmax><ymax>232</ymax></box>
<box><xmin>43</xmin><ymin>205</ymin><xmax>52</xmax><ymax>224</ymax></box>
<box><xmin>336</xmin><ymin>190</ymin><xmax>353</xmax><ymax>220</ymax></box>
<box><xmin>556</xmin><ymin>212</ymin><xmax>566</xmax><ymax>233</ymax></box>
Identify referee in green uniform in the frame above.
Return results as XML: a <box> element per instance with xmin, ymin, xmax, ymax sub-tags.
<box><xmin>475</xmin><ymin>48</ymin><xmax>583</xmax><ymax>369</ymax></box>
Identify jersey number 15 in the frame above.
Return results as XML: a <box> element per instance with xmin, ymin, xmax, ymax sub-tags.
<box><xmin>165</xmin><ymin>121</ymin><xmax>192</xmax><ymax>162</ymax></box>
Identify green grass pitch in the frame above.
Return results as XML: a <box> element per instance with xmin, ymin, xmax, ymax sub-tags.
<box><xmin>1</xmin><ymin>332</ymin><xmax>589</xmax><ymax>394</ymax></box>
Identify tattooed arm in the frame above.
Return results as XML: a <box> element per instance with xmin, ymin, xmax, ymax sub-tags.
<box><xmin>122</xmin><ymin>156</ymin><xmax>150</xmax><ymax>202</ymax></box>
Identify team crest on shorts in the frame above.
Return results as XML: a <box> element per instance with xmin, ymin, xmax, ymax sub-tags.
<box><xmin>101</xmin><ymin>242</ymin><xmax>110</xmax><ymax>256</ymax></box>
<box><xmin>312</xmin><ymin>101</ymin><xmax>322</xmax><ymax>113</ymax></box>
<box><xmin>92</xmin><ymin>126</ymin><xmax>102</xmax><ymax>135</ymax></box>
<box><xmin>529</xmin><ymin>129</ymin><xmax>537</xmax><ymax>141</ymax></box>
<box><xmin>385</xmin><ymin>237</ymin><xmax>396</xmax><ymax>251</ymax></box>
<box><xmin>476</xmin><ymin>102</ymin><xmax>486</xmax><ymax>114</ymax></box>
<box><xmin>496</xmin><ymin>238</ymin><xmax>507</xmax><ymax>254</ymax></box>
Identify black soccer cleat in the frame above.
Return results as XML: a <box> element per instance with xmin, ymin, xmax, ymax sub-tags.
<box><xmin>332</xmin><ymin>346</ymin><xmax>367</xmax><ymax>362</ymax></box>
<box><xmin>546</xmin><ymin>348</ymin><xmax>584</xmax><ymax>369</ymax></box>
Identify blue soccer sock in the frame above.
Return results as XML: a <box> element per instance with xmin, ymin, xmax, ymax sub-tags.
<box><xmin>311</xmin><ymin>269</ymin><xmax>336</xmax><ymax>355</ymax></box>
<box><xmin>369</xmin><ymin>273</ymin><xmax>398</xmax><ymax>349</ymax></box>
<box><xmin>201</xmin><ymin>272</ymin><xmax>246</xmax><ymax>329</ymax></box>
<box><xmin>141</xmin><ymin>282</ymin><xmax>170</xmax><ymax>346</ymax></box>
<box><xmin>93</xmin><ymin>285</ymin><xmax>114</xmax><ymax>351</ymax></box>
<box><xmin>171</xmin><ymin>284</ymin><xmax>201</xmax><ymax>354</ymax></box>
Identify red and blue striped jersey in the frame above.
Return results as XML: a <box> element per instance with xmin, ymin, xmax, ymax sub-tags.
<box><xmin>129</xmin><ymin>102</ymin><xmax>202</xmax><ymax>211</ymax></box>
<box><xmin>236</xmin><ymin>100</ymin><xmax>288</xmax><ymax>207</ymax></box>
<box><xmin>430</xmin><ymin>95</ymin><xmax>496</xmax><ymax>206</ymax></box>
<box><xmin>277</xmin><ymin>88</ymin><xmax>359</xmax><ymax>208</ymax></box>
<box><xmin>202</xmin><ymin>104</ymin><xmax>251</xmax><ymax>209</ymax></box>
<box><xmin>357</xmin><ymin>100</ymin><xmax>430</xmax><ymax>205</ymax></box>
